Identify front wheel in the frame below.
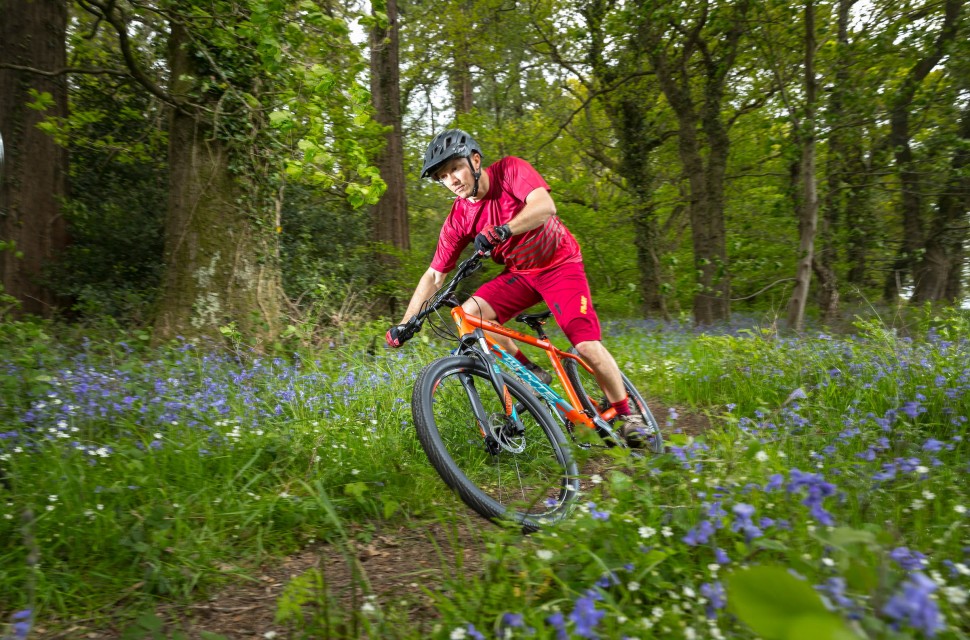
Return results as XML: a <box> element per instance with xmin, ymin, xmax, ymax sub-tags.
<box><xmin>412</xmin><ymin>355</ymin><xmax>579</xmax><ymax>531</ymax></box>
<box><xmin>563</xmin><ymin>349</ymin><xmax>664</xmax><ymax>453</ymax></box>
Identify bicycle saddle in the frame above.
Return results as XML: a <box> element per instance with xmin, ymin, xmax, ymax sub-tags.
<box><xmin>515</xmin><ymin>310</ymin><xmax>552</xmax><ymax>324</ymax></box>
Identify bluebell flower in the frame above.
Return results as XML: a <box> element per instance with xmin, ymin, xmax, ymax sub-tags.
<box><xmin>501</xmin><ymin>613</ymin><xmax>525</xmax><ymax>628</ymax></box>
<box><xmin>700</xmin><ymin>581</ymin><xmax>726</xmax><ymax>618</ymax></box>
<box><xmin>595</xmin><ymin>572</ymin><xmax>619</xmax><ymax>588</ymax></box>
<box><xmin>10</xmin><ymin>609</ymin><xmax>32</xmax><ymax>640</ymax></box>
<box><xmin>856</xmin><ymin>447</ymin><xmax>877</xmax><ymax>461</ymax></box>
<box><xmin>714</xmin><ymin>547</ymin><xmax>730</xmax><ymax>565</ymax></box>
<box><xmin>730</xmin><ymin>503</ymin><xmax>763</xmax><ymax>542</ymax></box>
<box><xmin>683</xmin><ymin>520</ymin><xmax>716</xmax><ymax>546</ymax></box>
<box><xmin>499</xmin><ymin>612</ymin><xmax>533</xmax><ymax>634</ymax></box>
<box><xmin>545</xmin><ymin>612</ymin><xmax>568</xmax><ymax>640</ymax></box>
<box><xmin>587</xmin><ymin>502</ymin><xmax>610</xmax><ymax>521</ymax></box>
<box><xmin>569</xmin><ymin>595</ymin><xmax>605</xmax><ymax>639</ymax></box>
<box><xmin>889</xmin><ymin>547</ymin><xmax>928</xmax><ymax>571</ymax></box>
<box><xmin>787</xmin><ymin>469</ymin><xmax>837</xmax><ymax>526</ymax></box>
<box><xmin>817</xmin><ymin>577</ymin><xmax>855</xmax><ymax>612</ymax></box>
<box><xmin>765</xmin><ymin>474</ymin><xmax>785</xmax><ymax>492</ymax></box>
<box><xmin>882</xmin><ymin>573</ymin><xmax>944</xmax><ymax>637</ymax></box>
<box><xmin>704</xmin><ymin>501</ymin><xmax>727</xmax><ymax>519</ymax></box>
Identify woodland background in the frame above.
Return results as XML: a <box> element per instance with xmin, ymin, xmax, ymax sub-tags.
<box><xmin>0</xmin><ymin>0</ymin><xmax>968</xmax><ymax>338</ymax></box>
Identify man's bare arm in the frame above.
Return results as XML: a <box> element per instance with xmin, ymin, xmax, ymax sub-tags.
<box><xmin>506</xmin><ymin>187</ymin><xmax>557</xmax><ymax>235</ymax></box>
<box><xmin>398</xmin><ymin>267</ymin><xmax>448</xmax><ymax>324</ymax></box>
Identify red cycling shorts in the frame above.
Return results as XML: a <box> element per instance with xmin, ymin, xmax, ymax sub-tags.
<box><xmin>473</xmin><ymin>261</ymin><xmax>602</xmax><ymax>345</ymax></box>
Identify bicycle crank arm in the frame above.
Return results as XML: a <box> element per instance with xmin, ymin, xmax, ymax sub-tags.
<box><xmin>592</xmin><ymin>415</ymin><xmax>628</xmax><ymax>449</ymax></box>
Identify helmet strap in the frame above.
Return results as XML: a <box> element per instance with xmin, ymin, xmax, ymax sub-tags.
<box><xmin>467</xmin><ymin>157</ymin><xmax>481</xmax><ymax>198</ymax></box>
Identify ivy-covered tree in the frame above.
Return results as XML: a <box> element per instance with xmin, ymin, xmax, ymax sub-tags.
<box><xmin>73</xmin><ymin>0</ymin><xmax>385</xmax><ymax>340</ymax></box>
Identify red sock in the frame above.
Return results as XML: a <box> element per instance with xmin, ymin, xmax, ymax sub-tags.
<box><xmin>513</xmin><ymin>350</ymin><xmax>533</xmax><ymax>366</ymax></box>
<box><xmin>611</xmin><ymin>397</ymin><xmax>631</xmax><ymax>416</ymax></box>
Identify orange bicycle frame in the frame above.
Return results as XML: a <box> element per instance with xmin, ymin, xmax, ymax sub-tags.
<box><xmin>450</xmin><ymin>305</ymin><xmax>617</xmax><ymax>430</ymax></box>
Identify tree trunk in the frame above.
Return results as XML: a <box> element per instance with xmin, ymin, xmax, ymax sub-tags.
<box><xmin>0</xmin><ymin>0</ymin><xmax>69</xmax><ymax>316</ymax></box>
<box><xmin>583</xmin><ymin>0</ymin><xmax>669</xmax><ymax>319</ymax></box>
<box><xmin>617</xmin><ymin>99</ymin><xmax>668</xmax><ymax>319</ymax></box>
<box><xmin>818</xmin><ymin>0</ymin><xmax>852</xmax><ymax>314</ymax></box>
<box><xmin>153</xmin><ymin>22</ymin><xmax>282</xmax><ymax>341</ymax></box>
<box><xmin>701</xmin><ymin>104</ymin><xmax>732</xmax><ymax>322</ymax></box>
<box><xmin>913</xmin><ymin>103</ymin><xmax>970</xmax><ymax>303</ymax></box>
<box><xmin>644</xmin><ymin>1</ymin><xmax>748</xmax><ymax>325</ymax></box>
<box><xmin>786</xmin><ymin>0</ymin><xmax>819</xmax><ymax>332</ymax></box>
<box><xmin>677</xmin><ymin>114</ymin><xmax>721</xmax><ymax>325</ymax></box>
<box><xmin>884</xmin><ymin>0</ymin><xmax>963</xmax><ymax>302</ymax></box>
<box><xmin>370</xmin><ymin>0</ymin><xmax>409</xmax><ymax>317</ymax></box>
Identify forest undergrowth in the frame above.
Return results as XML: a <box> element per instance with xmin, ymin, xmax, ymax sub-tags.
<box><xmin>1</xmin><ymin>309</ymin><xmax>968</xmax><ymax>639</ymax></box>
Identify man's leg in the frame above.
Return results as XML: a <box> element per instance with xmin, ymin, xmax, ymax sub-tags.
<box><xmin>534</xmin><ymin>262</ymin><xmax>646</xmax><ymax>444</ymax></box>
<box><xmin>574</xmin><ymin>340</ymin><xmax>626</xmax><ymax>403</ymax></box>
<box><xmin>466</xmin><ymin>275</ymin><xmax>553</xmax><ymax>383</ymax></box>
<box><xmin>460</xmin><ymin>296</ymin><xmax>516</xmax><ymax>353</ymax></box>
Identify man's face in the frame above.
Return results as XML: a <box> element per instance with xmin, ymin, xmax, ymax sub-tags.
<box><xmin>433</xmin><ymin>154</ymin><xmax>479</xmax><ymax>198</ymax></box>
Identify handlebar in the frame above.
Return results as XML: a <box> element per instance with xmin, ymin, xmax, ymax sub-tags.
<box><xmin>406</xmin><ymin>250</ymin><xmax>488</xmax><ymax>332</ymax></box>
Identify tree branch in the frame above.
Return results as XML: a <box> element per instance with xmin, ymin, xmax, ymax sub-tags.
<box><xmin>77</xmin><ymin>0</ymin><xmax>188</xmax><ymax>112</ymax></box>
<box><xmin>533</xmin><ymin>70</ymin><xmax>655</xmax><ymax>160</ymax></box>
<box><xmin>0</xmin><ymin>63</ymin><xmax>130</xmax><ymax>78</ymax></box>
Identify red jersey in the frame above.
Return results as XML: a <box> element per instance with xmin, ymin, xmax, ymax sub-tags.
<box><xmin>430</xmin><ymin>157</ymin><xmax>583</xmax><ymax>274</ymax></box>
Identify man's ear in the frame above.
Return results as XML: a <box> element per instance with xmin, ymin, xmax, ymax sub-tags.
<box><xmin>472</xmin><ymin>152</ymin><xmax>483</xmax><ymax>171</ymax></box>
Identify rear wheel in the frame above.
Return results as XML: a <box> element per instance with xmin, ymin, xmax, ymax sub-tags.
<box><xmin>563</xmin><ymin>349</ymin><xmax>664</xmax><ymax>453</ymax></box>
<box><xmin>412</xmin><ymin>355</ymin><xmax>579</xmax><ymax>531</ymax></box>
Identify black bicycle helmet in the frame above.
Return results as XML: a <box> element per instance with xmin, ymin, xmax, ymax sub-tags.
<box><xmin>420</xmin><ymin>128</ymin><xmax>484</xmax><ymax>195</ymax></box>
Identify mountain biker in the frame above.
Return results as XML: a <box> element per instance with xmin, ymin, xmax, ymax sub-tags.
<box><xmin>385</xmin><ymin>128</ymin><xmax>647</xmax><ymax>446</ymax></box>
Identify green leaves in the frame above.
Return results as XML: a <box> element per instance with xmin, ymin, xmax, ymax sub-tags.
<box><xmin>26</xmin><ymin>89</ymin><xmax>55</xmax><ymax>112</ymax></box>
<box><xmin>725</xmin><ymin>566</ymin><xmax>858</xmax><ymax>640</ymax></box>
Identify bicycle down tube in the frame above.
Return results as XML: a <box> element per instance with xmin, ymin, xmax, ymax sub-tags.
<box><xmin>449</xmin><ymin>304</ymin><xmax>616</xmax><ymax>433</ymax></box>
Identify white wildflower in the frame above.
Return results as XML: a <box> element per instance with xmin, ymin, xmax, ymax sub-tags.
<box><xmin>943</xmin><ymin>586</ymin><xmax>968</xmax><ymax>606</ymax></box>
<box><xmin>536</xmin><ymin>549</ymin><xmax>553</xmax><ymax>561</ymax></box>
<box><xmin>755</xmin><ymin>451</ymin><xmax>769</xmax><ymax>462</ymax></box>
<box><xmin>639</xmin><ymin>526</ymin><xmax>656</xmax><ymax>539</ymax></box>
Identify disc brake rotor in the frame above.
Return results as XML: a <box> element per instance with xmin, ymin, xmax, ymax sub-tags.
<box><xmin>487</xmin><ymin>412</ymin><xmax>526</xmax><ymax>453</ymax></box>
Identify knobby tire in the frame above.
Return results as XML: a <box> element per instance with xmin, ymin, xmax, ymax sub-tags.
<box><xmin>412</xmin><ymin>355</ymin><xmax>579</xmax><ymax>532</ymax></box>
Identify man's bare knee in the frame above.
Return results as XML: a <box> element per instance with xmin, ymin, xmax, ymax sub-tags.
<box><xmin>462</xmin><ymin>296</ymin><xmax>498</xmax><ymax>321</ymax></box>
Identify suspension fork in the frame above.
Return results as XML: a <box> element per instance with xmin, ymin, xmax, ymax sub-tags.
<box><xmin>459</xmin><ymin>329</ymin><xmax>522</xmax><ymax>425</ymax></box>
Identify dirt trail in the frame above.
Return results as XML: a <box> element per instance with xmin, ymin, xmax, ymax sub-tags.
<box><xmin>34</xmin><ymin>402</ymin><xmax>710</xmax><ymax>639</ymax></box>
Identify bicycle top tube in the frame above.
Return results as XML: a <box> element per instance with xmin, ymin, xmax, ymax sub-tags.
<box><xmin>408</xmin><ymin>251</ymin><xmax>617</xmax><ymax>434</ymax></box>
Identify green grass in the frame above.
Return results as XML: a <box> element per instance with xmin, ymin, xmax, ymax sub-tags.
<box><xmin>1</xmin><ymin>309</ymin><xmax>969</xmax><ymax>639</ymax></box>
